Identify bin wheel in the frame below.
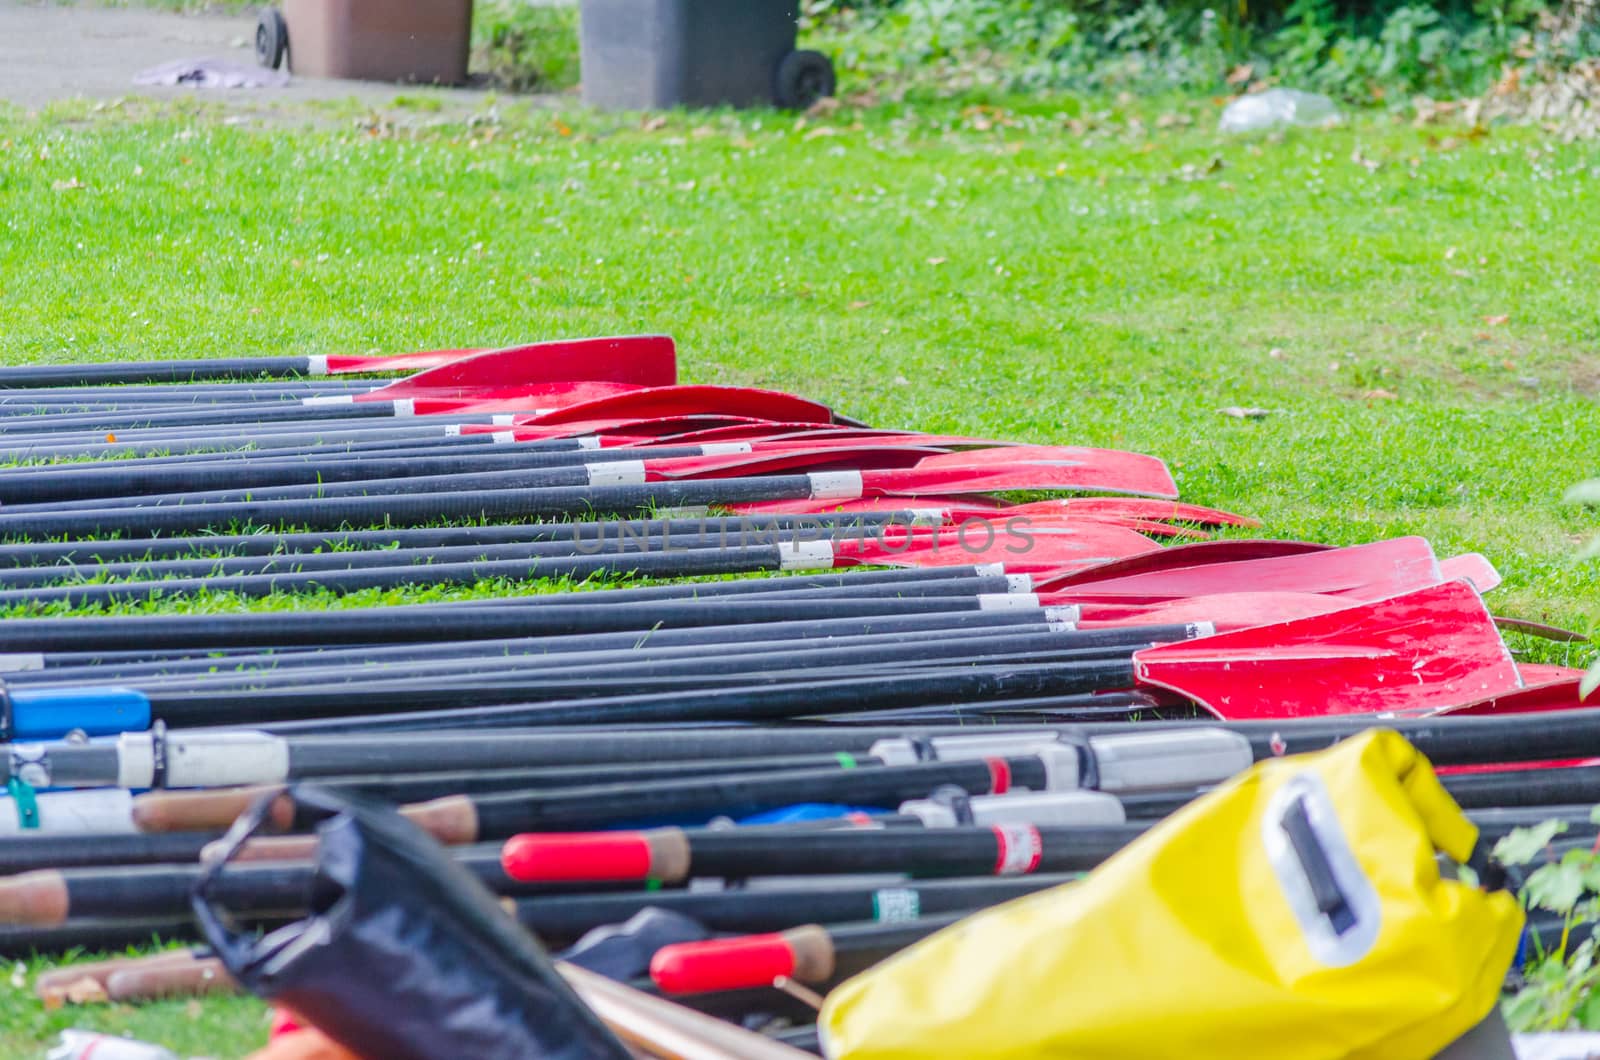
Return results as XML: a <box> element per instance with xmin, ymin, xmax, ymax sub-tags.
<box><xmin>774</xmin><ymin>50</ymin><xmax>835</xmax><ymax>110</ymax></box>
<box><xmin>255</xmin><ymin>8</ymin><xmax>288</xmax><ymax>70</ymax></box>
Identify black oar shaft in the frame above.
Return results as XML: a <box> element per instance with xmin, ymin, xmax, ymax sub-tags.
<box><xmin>0</xmin><ymin>356</ymin><xmax>312</xmax><ymax>387</ymax></box>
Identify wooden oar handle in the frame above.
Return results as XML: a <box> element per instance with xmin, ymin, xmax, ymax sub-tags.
<box><xmin>107</xmin><ymin>957</ymin><xmax>238</xmax><ymax>1002</ymax></box>
<box><xmin>36</xmin><ymin>948</ymin><xmax>201</xmax><ymax>998</ymax></box>
<box><xmin>133</xmin><ymin>786</ymin><xmax>293</xmax><ymax>834</ymax></box>
<box><xmin>0</xmin><ymin>870</ymin><xmax>68</xmax><ymax>927</ymax></box>
<box><xmin>198</xmin><ymin>797</ymin><xmax>479</xmax><ymax>863</ymax></box>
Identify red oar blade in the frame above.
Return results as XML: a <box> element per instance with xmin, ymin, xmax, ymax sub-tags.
<box><xmin>519</xmin><ymin>385</ymin><xmax>837</xmax><ymax>427</ymax></box>
<box><xmin>465</xmin><ymin>415</ymin><xmax>769</xmax><ymax>441</ymax></box>
<box><xmin>1044</xmin><ymin>537</ymin><xmax>1440</xmax><ymax>603</ymax></box>
<box><xmin>650</xmin><ymin>445</ymin><xmax>950</xmax><ymax>479</ymax></box>
<box><xmin>364</xmin><ymin>335</ymin><xmax>677</xmax><ymax>395</ymax></box>
<box><xmin>1438</xmin><ymin>553</ymin><xmax>1502</xmax><ymax>594</ymax></box>
<box><xmin>1073</xmin><ymin>591</ymin><xmax>1351</xmax><ymax>630</ymax></box>
<box><xmin>1133</xmin><ymin>580</ymin><xmax>1522</xmax><ymax>720</ymax></box>
<box><xmin>323</xmin><ymin>347</ymin><xmax>486</xmax><ymax>374</ymax></box>
<box><xmin>402</xmin><ymin>381</ymin><xmax>642</xmax><ymax>413</ymax></box>
<box><xmin>861</xmin><ymin>446</ymin><xmax>1179</xmax><ymax>500</ymax></box>
<box><xmin>837</xmin><ymin>522</ymin><xmax>1160</xmax><ymax>572</ymax></box>
<box><xmin>1036</xmin><ymin>539</ymin><xmax>1334</xmax><ymax>591</ymax></box>
<box><xmin>1422</xmin><ymin>663</ymin><xmax>1593</xmax><ymax>718</ymax></box>
<box><xmin>1007</xmin><ymin>498</ymin><xmax>1260</xmax><ymax>528</ymax></box>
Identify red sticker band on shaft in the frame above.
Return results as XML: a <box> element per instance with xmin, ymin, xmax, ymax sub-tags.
<box><xmin>985</xmin><ymin>757</ymin><xmax>1012</xmax><ymax>795</ymax></box>
<box><xmin>992</xmin><ymin>824</ymin><xmax>1043</xmax><ymax>876</ymax></box>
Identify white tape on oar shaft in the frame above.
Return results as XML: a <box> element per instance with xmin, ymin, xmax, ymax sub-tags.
<box><xmin>115</xmin><ymin>731</ymin><xmax>291</xmax><ymax>788</ymax></box>
<box><xmin>393</xmin><ymin>399</ymin><xmax>416</xmax><ymax>416</ymax></box>
<box><xmin>696</xmin><ymin>442</ymin><xmax>754</xmax><ymax>456</ymax></box>
<box><xmin>0</xmin><ymin>789</ymin><xmax>135</xmax><ymax>835</ymax></box>
<box><xmin>807</xmin><ymin>471</ymin><xmax>865</xmax><ymax>501</ymax></box>
<box><xmin>0</xmin><ymin>653</ymin><xmax>45</xmax><ymax>672</ymax></box>
<box><xmin>776</xmin><ymin>540</ymin><xmax>836</xmax><ymax>570</ymax></box>
<box><xmin>586</xmin><ymin>460</ymin><xmax>649</xmax><ymax>487</ymax></box>
<box><xmin>1004</xmin><ymin>574</ymin><xmax>1033</xmax><ymax>593</ymax></box>
<box><xmin>305</xmin><ymin>355</ymin><xmax>330</xmax><ymax>376</ymax></box>
<box><xmin>976</xmin><ymin>593</ymin><xmax>1040</xmax><ymax>611</ymax></box>
<box><xmin>1088</xmin><ymin>729</ymin><xmax>1251</xmax><ymax>793</ymax></box>
<box><xmin>301</xmin><ymin>394</ymin><xmax>355</xmax><ymax>407</ymax></box>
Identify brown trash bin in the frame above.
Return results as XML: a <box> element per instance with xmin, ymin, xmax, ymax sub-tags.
<box><xmin>268</xmin><ymin>0</ymin><xmax>473</xmax><ymax>85</ymax></box>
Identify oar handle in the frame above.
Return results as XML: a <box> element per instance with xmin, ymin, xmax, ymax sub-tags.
<box><xmin>107</xmin><ymin>957</ymin><xmax>238</xmax><ymax>1002</ymax></box>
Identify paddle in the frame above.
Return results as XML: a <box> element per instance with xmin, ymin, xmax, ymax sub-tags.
<box><xmin>0</xmin><ymin>334</ymin><xmax>678</xmax><ymax>389</ymax></box>
<box><xmin>0</xmin><ymin>522</ymin><xmax>1157</xmax><ymax>605</ymax></box>
<box><xmin>0</xmin><ymin>444</ymin><xmax>1180</xmax><ymax>538</ymax></box>
<box><xmin>7</xmin><ymin>439</ymin><xmax>965</xmax><ymax>511</ymax></box>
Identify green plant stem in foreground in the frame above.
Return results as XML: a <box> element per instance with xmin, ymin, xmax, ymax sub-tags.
<box><xmin>1</xmin><ymin>93</ymin><xmax>1599</xmax><ymax>1054</ymax></box>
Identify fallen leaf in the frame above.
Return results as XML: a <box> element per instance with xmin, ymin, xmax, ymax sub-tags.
<box><xmin>641</xmin><ymin>115</ymin><xmax>668</xmax><ymax>132</ymax></box>
<box><xmin>1218</xmin><ymin>406</ymin><xmax>1271</xmax><ymax>419</ymax></box>
<box><xmin>1360</xmin><ymin>388</ymin><xmax>1399</xmax><ymax>400</ymax></box>
<box><xmin>1483</xmin><ymin>313</ymin><xmax>1510</xmax><ymax>326</ymax></box>
<box><xmin>893</xmin><ymin>375</ymin><xmax>911</xmax><ymax>386</ymax></box>
<box><xmin>925</xmin><ymin>257</ymin><xmax>947</xmax><ymax>266</ymax></box>
<box><xmin>51</xmin><ymin>178</ymin><xmax>86</xmax><ymax>192</ymax></box>
<box><xmin>848</xmin><ymin>301</ymin><xmax>871</xmax><ymax>310</ymax></box>
<box><xmin>1226</xmin><ymin>64</ymin><xmax>1254</xmax><ymax>85</ymax></box>
<box><xmin>801</xmin><ymin>126</ymin><xmax>838</xmax><ymax>141</ymax></box>
<box><xmin>1268</xmin><ymin>347</ymin><xmax>1286</xmax><ymax>359</ymax></box>
<box><xmin>806</xmin><ymin>97</ymin><xmax>842</xmax><ymax>118</ymax></box>
<box><xmin>1474</xmin><ymin>331</ymin><xmax>1494</xmax><ymax>341</ymax></box>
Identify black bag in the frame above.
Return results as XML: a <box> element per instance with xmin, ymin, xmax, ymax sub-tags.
<box><xmin>192</xmin><ymin>785</ymin><xmax>631</xmax><ymax>1060</ymax></box>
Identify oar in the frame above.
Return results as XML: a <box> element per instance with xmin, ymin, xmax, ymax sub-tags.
<box><xmin>8</xmin><ymin>438</ymin><xmax>967</xmax><ymax>511</ymax></box>
<box><xmin>649</xmin><ymin>915</ymin><xmax>965</xmax><ymax>996</ymax></box>
<box><xmin>0</xmin><ymin>511</ymin><xmax>917</xmax><ymax>569</ymax></box>
<box><xmin>0</xmin><ymin>444</ymin><xmax>1180</xmax><ymax>538</ymax></box>
<box><xmin>10</xmin><ymin>628</ymin><xmax>1191</xmax><ymax>738</ymax></box>
<box><xmin>501</xmin><ymin>822</ymin><xmax>1136</xmax><ymax>884</ymax></box>
<box><xmin>217</xmin><ymin>579</ymin><xmax>1520</xmax><ymax>738</ymax></box>
<box><xmin>519</xmin><ymin>876</ymin><xmax>1072</xmax><ymax>949</ymax></box>
<box><xmin>0</xmin><ymin>334</ymin><xmax>677</xmax><ymax>390</ymax></box>
<box><xmin>0</xmin><ymin>523</ymin><xmax>1155</xmax><ymax>606</ymax></box>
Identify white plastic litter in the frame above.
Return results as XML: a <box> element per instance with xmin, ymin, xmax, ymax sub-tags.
<box><xmin>49</xmin><ymin>1031</ymin><xmax>180</xmax><ymax>1060</ymax></box>
<box><xmin>1219</xmin><ymin>88</ymin><xmax>1341</xmax><ymax>132</ymax></box>
<box><xmin>1513</xmin><ymin>1032</ymin><xmax>1600</xmax><ymax>1060</ymax></box>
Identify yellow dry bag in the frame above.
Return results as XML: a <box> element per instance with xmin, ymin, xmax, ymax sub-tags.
<box><xmin>819</xmin><ymin>729</ymin><xmax>1523</xmax><ymax>1060</ymax></box>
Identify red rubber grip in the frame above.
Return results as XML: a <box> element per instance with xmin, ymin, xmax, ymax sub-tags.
<box><xmin>650</xmin><ymin>934</ymin><xmax>798</xmax><ymax>995</ymax></box>
<box><xmin>500</xmin><ymin>831</ymin><xmax>652</xmax><ymax>882</ymax></box>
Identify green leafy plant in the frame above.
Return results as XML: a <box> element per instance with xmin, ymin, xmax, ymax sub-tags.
<box><xmin>471</xmin><ymin>0</ymin><xmax>581</xmax><ymax>92</ymax></box>
<box><xmin>1498</xmin><ymin>809</ymin><xmax>1600</xmax><ymax>1031</ymax></box>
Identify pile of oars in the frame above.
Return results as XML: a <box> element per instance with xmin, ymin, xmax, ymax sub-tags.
<box><xmin>0</xmin><ymin>338</ymin><xmax>1593</xmax><ymax>1055</ymax></box>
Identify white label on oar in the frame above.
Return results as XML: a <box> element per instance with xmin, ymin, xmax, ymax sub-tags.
<box><xmin>164</xmin><ymin>732</ymin><xmax>292</xmax><ymax>788</ymax></box>
<box><xmin>306</xmin><ymin>355</ymin><xmax>330</xmax><ymax>376</ymax></box>
<box><xmin>777</xmin><ymin>540</ymin><xmax>836</xmax><ymax>570</ymax></box>
<box><xmin>0</xmin><ymin>653</ymin><xmax>45</xmax><ymax>672</ymax></box>
<box><xmin>301</xmin><ymin>395</ymin><xmax>355</xmax><ymax>407</ymax></box>
<box><xmin>1005</xmin><ymin>574</ymin><xmax>1033</xmax><ymax>594</ymax></box>
<box><xmin>992</xmin><ymin>824</ymin><xmax>1044</xmax><ymax>875</ymax></box>
<box><xmin>493</xmin><ymin>414</ymin><xmax>518</xmax><ymax>425</ymax></box>
<box><xmin>977</xmin><ymin>593</ymin><xmax>1041</xmax><ymax>611</ymax></box>
<box><xmin>577</xmin><ymin>437</ymin><xmax>603</xmax><ymax>450</ymax></box>
<box><xmin>1091</xmin><ymin>729</ymin><xmax>1250</xmax><ymax>793</ymax></box>
<box><xmin>807</xmin><ymin>471</ymin><xmax>865</xmax><ymax>500</ymax></box>
<box><xmin>0</xmin><ymin>789</ymin><xmax>134</xmax><ymax>835</ymax></box>
<box><xmin>697</xmin><ymin>442</ymin><xmax>755</xmax><ymax>456</ymax></box>
<box><xmin>490</xmin><ymin>432</ymin><xmax>517</xmax><ymax>444</ymax></box>
<box><xmin>393</xmin><ymin>399</ymin><xmax>417</xmax><ymax>417</ymax></box>
<box><xmin>587</xmin><ymin>460</ymin><xmax>649</xmax><ymax>486</ymax></box>
<box><xmin>1043</xmin><ymin>605</ymin><xmax>1080</xmax><ymax>623</ymax></box>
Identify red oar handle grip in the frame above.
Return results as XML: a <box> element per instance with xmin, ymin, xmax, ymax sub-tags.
<box><xmin>650</xmin><ymin>934</ymin><xmax>799</xmax><ymax>995</ymax></box>
<box><xmin>501</xmin><ymin>832</ymin><xmax>651</xmax><ymax>882</ymax></box>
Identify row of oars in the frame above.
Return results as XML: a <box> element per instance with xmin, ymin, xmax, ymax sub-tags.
<box><xmin>0</xmin><ymin>341</ymin><xmax>1590</xmax><ymax>1055</ymax></box>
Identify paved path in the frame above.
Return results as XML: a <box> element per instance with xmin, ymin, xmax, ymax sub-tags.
<box><xmin>0</xmin><ymin>1</ymin><xmax>496</xmax><ymax>111</ymax></box>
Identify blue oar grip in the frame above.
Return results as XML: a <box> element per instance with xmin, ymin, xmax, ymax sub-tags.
<box><xmin>5</xmin><ymin>687</ymin><xmax>152</xmax><ymax>741</ymax></box>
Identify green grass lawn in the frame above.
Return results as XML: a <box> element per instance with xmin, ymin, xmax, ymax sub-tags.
<box><xmin>0</xmin><ymin>90</ymin><xmax>1598</xmax><ymax>1054</ymax></box>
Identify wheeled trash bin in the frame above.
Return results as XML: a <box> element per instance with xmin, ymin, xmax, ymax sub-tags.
<box><xmin>580</xmin><ymin>0</ymin><xmax>835</xmax><ymax>110</ymax></box>
<box><xmin>255</xmin><ymin>0</ymin><xmax>473</xmax><ymax>85</ymax></box>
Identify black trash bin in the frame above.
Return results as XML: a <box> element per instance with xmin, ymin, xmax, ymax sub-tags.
<box><xmin>579</xmin><ymin>0</ymin><xmax>835</xmax><ymax>110</ymax></box>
